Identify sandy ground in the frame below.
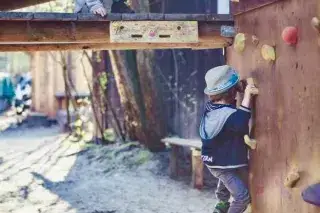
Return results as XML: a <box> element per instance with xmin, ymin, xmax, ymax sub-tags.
<box><xmin>0</xmin><ymin>126</ymin><xmax>218</xmax><ymax>213</ymax></box>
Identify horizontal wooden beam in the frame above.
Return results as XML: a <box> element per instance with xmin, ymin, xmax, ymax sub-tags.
<box><xmin>0</xmin><ymin>21</ymin><xmax>230</xmax><ymax>43</ymax></box>
<box><xmin>0</xmin><ymin>0</ymin><xmax>52</xmax><ymax>11</ymax></box>
<box><xmin>0</xmin><ymin>12</ymin><xmax>234</xmax><ymax>51</ymax></box>
<box><xmin>0</xmin><ymin>38</ymin><xmax>231</xmax><ymax>51</ymax></box>
<box><xmin>0</xmin><ymin>20</ymin><xmax>231</xmax><ymax>43</ymax></box>
<box><xmin>0</xmin><ymin>12</ymin><xmax>234</xmax><ymax>22</ymax></box>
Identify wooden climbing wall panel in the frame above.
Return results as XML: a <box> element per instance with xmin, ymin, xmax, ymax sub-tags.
<box><xmin>231</xmin><ymin>0</ymin><xmax>284</xmax><ymax>15</ymax></box>
<box><xmin>227</xmin><ymin>0</ymin><xmax>320</xmax><ymax>212</ymax></box>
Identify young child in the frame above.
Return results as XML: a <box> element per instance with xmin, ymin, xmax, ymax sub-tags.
<box><xmin>199</xmin><ymin>65</ymin><xmax>257</xmax><ymax>213</ymax></box>
<box><xmin>75</xmin><ymin>0</ymin><xmax>133</xmax><ymax>16</ymax></box>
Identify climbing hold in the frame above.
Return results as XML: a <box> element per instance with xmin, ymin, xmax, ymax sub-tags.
<box><xmin>252</xmin><ymin>35</ymin><xmax>259</xmax><ymax>46</ymax></box>
<box><xmin>243</xmin><ymin>204</ymin><xmax>252</xmax><ymax>213</ymax></box>
<box><xmin>234</xmin><ymin>33</ymin><xmax>246</xmax><ymax>53</ymax></box>
<box><xmin>282</xmin><ymin>26</ymin><xmax>298</xmax><ymax>45</ymax></box>
<box><xmin>311</xmin><ymin>17</ymin><xmax>320</xmax><ymax>34</ymax></box>
<box><xmin>261</xmin><ymin>44</ymin><xmax>276</xmax><ymax>61</ymax></box>
<box><xmin>284</xmin><ymin>169</ymin><xmax>300</xmax><ymax>188</ymax></box>
<box><xmin>244</xmin><ymin>135</ymin><xmax>257</xmax><ymax>150</ymax></box>
<box><xmin>246</xmin><ymin>77</ymin><xmax>259</xmax><ymax>95</ymax></box>
<box><xmin>302</xmin><ymin>183</ymin><xmax>320</xmax><ymax>207</ymax></box>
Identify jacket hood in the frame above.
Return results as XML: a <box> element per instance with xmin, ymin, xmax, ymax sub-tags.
<box><xmin>199</xmin><ymin>103</ymin><xmax>236</xmax><ymax>139</ymax></box>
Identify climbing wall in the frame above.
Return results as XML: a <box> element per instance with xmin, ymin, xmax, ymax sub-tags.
<box><xmin>227</xmin><ymin>0</ymin><xmax>320</xmax><ymax>212</ymax></box>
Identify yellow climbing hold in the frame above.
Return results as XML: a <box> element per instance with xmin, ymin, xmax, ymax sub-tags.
<box><xmin>244</xmin><ymin>135</ymin><xmax>257</xmax><ymax>150</ymax></box>
<box><xmin>261</xmin><ymin>44</ymin><xmax>276</xmax><ymax>61</ymax></box>
<box><xmin>234</xmin><ymin>33</ymin><xmax>246</xmax><ymax>53</ymax></box>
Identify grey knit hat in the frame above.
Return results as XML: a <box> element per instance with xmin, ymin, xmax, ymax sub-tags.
<box><xmin>204</xmin><ymin>65</ymin><xmax>240</xmax><ymax>96</ymax></box>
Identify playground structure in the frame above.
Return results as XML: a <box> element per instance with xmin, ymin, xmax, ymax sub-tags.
<box><xmin>0</xmin><ymin>0</ymin><xmax>320</xmax><ymax>212</ymax></box>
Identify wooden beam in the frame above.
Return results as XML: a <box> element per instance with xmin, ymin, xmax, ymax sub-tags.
<box><xmin>0</xmin><ymin>12</ymin><xmax>234</xmax><ymax>51</ymax></box>
<box><xmin>0</xmin><ymin>0</ymin><xmax>52</xmax><ymax>11</ymax></box>
<box><xmin>0</xmin><ymin>38</ymin><xmax>231</xmax><ymax>51</ymax></box>
<box><xmin>0</xmin><ymin>12</ymin><xmax>233</xmax><ymax>22</ymax></box>
<box><xmin>161</xmin><ymin>137</ymin><xmax>202</xmax><ymax>149</ymax></box>
<box><xmin>0</xmin><ymin>17</ymin><xmax>232</xmax><ymax>43</ymax></box>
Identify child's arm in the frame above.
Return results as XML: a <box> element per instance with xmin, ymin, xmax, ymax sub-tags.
<box><xmin>241</xmin><ymin>82</ymin><xmax>258</xmax><ymax>108</ymax></box>
<box><xmin>86</xmin><ymin>0</ymin><xmax>112</xmax><ymax>16</ymax></box>
<box><xmin>224</xmin><ymin>83</ymin><xmax>258</xmax><ymax>135</ymax></box>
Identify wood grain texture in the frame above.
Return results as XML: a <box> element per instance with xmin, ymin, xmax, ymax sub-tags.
<box><xmin>231</xmin><ymin>0</ymin><xmax>284</xmax><ymax>15</ymax></box>
<box><xmin>0</xmin><ymin>18</ymin><xmax>233</xmax><ymax>51</ymax></box>
<box><xmin>227</xmin><ymin>0</ymin><xmax>320</xmax><ymax>212</ymax></box>
<box><xmin>110</xmin><ymin>21</ymin><xmax>198</xmax><ymax>43</ymax></box>
<box><xmin>161</xmin><ymin>137</ymin><xmax>201</xmax><ymax>149</ymax></box>
<box><xmin>0</xmin><ymin>12</ymin><xmax>233</xmax><ymax>22</ymax></box>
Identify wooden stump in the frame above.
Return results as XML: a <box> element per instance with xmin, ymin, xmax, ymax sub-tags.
<box><xmin>191</xmin><ymin>148</ymin><xmax>204</xmax><ymax>189</ymax></box>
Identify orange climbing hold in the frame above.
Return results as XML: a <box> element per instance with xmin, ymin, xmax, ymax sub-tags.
<box><xmin>282</xmin><ymin>26</ymin><xmax>298</xmax><ymax>45</ymax></box>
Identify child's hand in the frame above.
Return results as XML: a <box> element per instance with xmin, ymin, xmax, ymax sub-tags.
<box><xmin>245</xmin><ymin>84</ymin><xmax>259</xmax><ymax>96</ymax></box>
<box><xmin>93</xmin><ymin>6</ymin><xmax>107</xmax><ymax>16</ymax></box>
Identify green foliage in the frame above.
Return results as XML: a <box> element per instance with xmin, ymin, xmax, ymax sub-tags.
<box><xmin>103</xmin><ymin>128</ymin><xmax>116</xmax><ymax>142</ymax></box>
<box><xmin>134</xmin><ymin>150</ymin><xmax>151</xmax><ymax>165</ymax></box>
<box><xmin>15</xmin><ymin>0</ymin><xmax>74</xmax><ymax>12</ymax></box>
<box><xmin>98</xmin><ymin>72</ymin><xmax>108</xmax><ymax>91</ymax></box>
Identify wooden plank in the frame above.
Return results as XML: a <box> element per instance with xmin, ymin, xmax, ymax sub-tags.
<box><xmin>0</xmin><ymin>21</ymin><xmax>110</xmax><ymax>43</ymax></box>
<box><xmin>110</xmin><ymin>21</ymin><xmax>199</xmax><ymax>43</ymax></box>
<box><xmin>0</xmin><ymin>12</ymin><xmax>233</xmax><ymax>22</ymax></box>
<box><xmin>0</xmin><ymin>18</ymin><xmax>233</xmax><ymax>51</ymax></box>
<box><xmin>0</xmin><ymin>0</ymin><xmax>52</xmax><ymax>11</ymax></box>
<box><xmin>230</xmin><ymin>0</ymin><xmax>284</xmax><ymax>15</ymax></box>
<box><xmin>0</xmin><ymin>39</ymin><xmax>231</xmax><ymax>51</ymax></box>
<box><xmin>122</xmin><ymin>13</ymin><xmax>149</xmax><ymax>20</ymax></box>
<box><xmin>33</xmin><ymin>12</ymin><xmax>78</xmax><ymax>21</ymax></box>
<box><xmin>0</xmin><ymin>12</ymin><xmax>34</xmax><ymax>20</ymax></box>
<box><xmin>161</xmin><ymin>137</ymin><xmax>202</xmax><ymax>149</ymax></box>
<box><xmin>227</xmin><ymin>0</ymin><xmax>320</xmax><ymax>212</ymax></box>
<box><xmin>148</xmin><ymin>13</ymin><xmax>165</xmax><ymax>20</ymax></box>
<box><xmin>0</xmin><ymin>18</ymin><xmax>229</xmax><ymax>43</ymax></box>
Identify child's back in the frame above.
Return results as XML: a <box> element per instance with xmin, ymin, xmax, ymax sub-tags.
<box><xmin>199</xmin><ymin>65</ymin><xmax>258</xmax><ymax>213</ymax></box>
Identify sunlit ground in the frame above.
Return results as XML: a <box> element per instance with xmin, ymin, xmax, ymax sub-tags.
<box><xmin>0</xmin><ymin>125</ymin><xmax>218</xmax><ymax>213</ymax></box>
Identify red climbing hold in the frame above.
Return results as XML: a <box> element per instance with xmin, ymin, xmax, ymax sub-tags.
<box><xmin>282</xmin><ymin>26</ymin><xmax>298</xmax><ymax>45</ymax></box>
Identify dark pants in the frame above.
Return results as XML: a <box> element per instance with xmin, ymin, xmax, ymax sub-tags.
<box><xmin>208</xmin><ymin>167</ymin><xmax>251</xmax><ymax>213</ymax></box>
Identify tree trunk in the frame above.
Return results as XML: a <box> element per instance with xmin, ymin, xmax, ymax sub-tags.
<box><xmin>91</xmin><ymin>51</ymin><xmax>107</xmax><ymax>142</ymax></box>
<box><xmin>107</xmin><ymin>0</ymin><xmax>166</xmax><ymax>151</ymax></box>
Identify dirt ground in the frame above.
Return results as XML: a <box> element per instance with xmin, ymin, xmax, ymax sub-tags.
<box><xmin>0</xmin><ymin>125</ymin><xmax>218</xmax><ymax>213</ymax></box>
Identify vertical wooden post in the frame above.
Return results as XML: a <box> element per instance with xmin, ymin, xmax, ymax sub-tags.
<box><xmin>191</xmin><ymin>148</ymin><xmax>204</xmax><ymax>189</ymax></box>
<box><xmin>169</xmin><ymin>145</ymin><xmax>179</xmax><ymax>178</ymax></box>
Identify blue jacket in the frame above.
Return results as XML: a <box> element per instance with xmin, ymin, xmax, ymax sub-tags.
<box><xmin>199</xmin><ymin>102</ymin><xmax>251</xmax><ymax>169</ymax></box>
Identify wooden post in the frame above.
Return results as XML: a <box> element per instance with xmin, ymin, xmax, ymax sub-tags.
<box><xmin>191</xmin><ymin>148</ymin><xmax>204</xmax><ymax>189</ymax></box>
<box><xmin>169</xmin><ymin>145</ymin><xmax>179</xmax><ymax>178</ymax></box>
